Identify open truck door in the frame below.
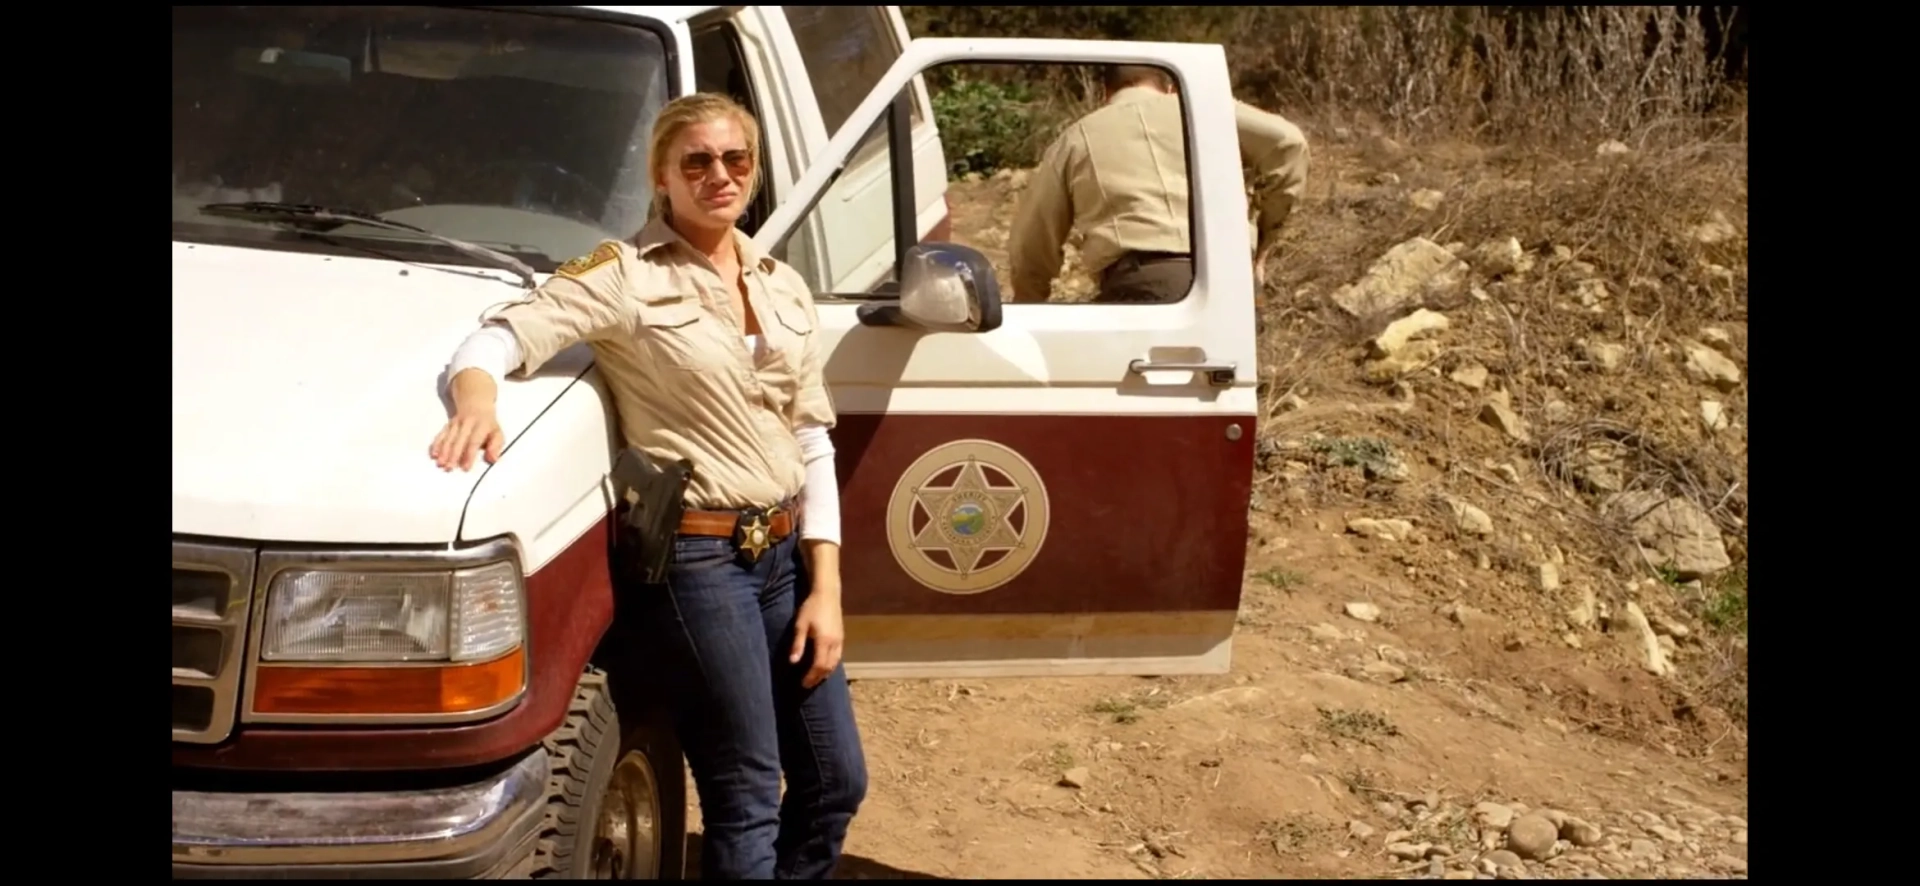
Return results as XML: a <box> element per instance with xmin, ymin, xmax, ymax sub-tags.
<box><xmin>754</xmin><ymin>38</ymin><xmax>1258</xmax><ymax>680</ymax></box>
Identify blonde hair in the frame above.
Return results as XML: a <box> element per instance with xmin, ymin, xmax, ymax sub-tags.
<box><xmin>647</xmin><ymin>92</ymin><xmax>763</xmax><ymax>221</ymax></box>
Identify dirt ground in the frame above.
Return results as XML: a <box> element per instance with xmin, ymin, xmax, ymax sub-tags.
<box><xmin>696</xmin><ymin>131</ymin><xmax>1750</xmax><ymax>880</ymax></box>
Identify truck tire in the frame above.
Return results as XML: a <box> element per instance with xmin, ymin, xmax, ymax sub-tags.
<box><xmin>527</xmin><ymin>667</ymin><xmax>688</xmax><ymax>879</ymax></box>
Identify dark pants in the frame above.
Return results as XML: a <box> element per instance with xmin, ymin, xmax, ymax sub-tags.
<box><xmin>644</xmin><ymin>531</ymin><xmax>868</xmax><ymax>879</ymax></box>
<box><xmin>1095</xmin><ymin>252</ymin><xmax>1194</xmax><ymax>303</ymax></box>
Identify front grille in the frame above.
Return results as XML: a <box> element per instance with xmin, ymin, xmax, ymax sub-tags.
<box><xmin>172</xmin><ymin>541</ymin><xmax>256</xmax><ymax>744</ymax></box>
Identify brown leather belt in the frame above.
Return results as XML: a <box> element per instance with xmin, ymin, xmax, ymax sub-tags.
<box><xmin>678</xmin><ymin>507</ymin><xmax>795</xmax><ymax>539</ymax></box>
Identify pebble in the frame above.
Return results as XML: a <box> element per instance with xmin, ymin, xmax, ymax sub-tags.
<box><xmin>1626</xmin><ymin>838</ymin><xmax>1662</xmax><ymax>861</ymax></box>
<box><xmin>1646</xmin><ymin>824</ymin><xmax>1685</xmax><ymax>843</ymax></box>
<box><xmin>1348</xmin><ymin>820</ymin><xmax>1375</xmax><ymax>840</ymax></box>
<box><xmin>1730</xmin><ymin>828</ymin><xmax>1747</xmax><ymax>845</ymax></box>
<box><xmin>1506</xmin><ymin>814</ymin><xmax>1559</xmax><ymax>860</ymax></box>
<box><xmin>1473</xmin><ymin>802</ymin><xmax>1515</xmax><ymax>830</ymax></box>
<box><xmin>1482</xmin><ymin>850</ymin><xmax>1522</xmax><ymax>870</ymax></box>
<box><xmin>1560</xmin><ymin>818</ymin><xmax>1603</xmax><ymax>847</ymax></box>
<box><xmin>1712</xmin><ymin>853</ymin><xmax>1748</xmax><ymax>875</ymax></box>
<box><xmin>1388</xmin><ymin>841</ymin><xmax>1431</xmax><ymax>861</ymax></box>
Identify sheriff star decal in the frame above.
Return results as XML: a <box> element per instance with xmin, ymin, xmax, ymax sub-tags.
<box><xmin>886</xmin><ymin>439</ymin><xmax>1051</xmax><ymax>595</ymax></box>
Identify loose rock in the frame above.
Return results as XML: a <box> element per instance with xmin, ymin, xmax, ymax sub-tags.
<box><xmin>1686</xmin><ymin>210</ymin><xmax>1739</xmax><ymax>245</ymax></box>
<box><xmin>1681</xmin><ymin>340</ymin><xmax>1742</xmax><ymax>391</ymax></box>
<box><xmin>1348</xmin><ymin>518</ymin><xmax>1415</xmax><ymax>542</ymax></box>
<box><xmin>1536</xmin><ymin>563</ymin><xmax>1560</xmax><ymax>592</ymax></box>
<box><xmin>1559</xmin><ymin>814</ymin><xmax>1605</xmax><ymax>841</ymax></box>
<box><xmin>1484</xmin><ymin>848</ymin><xmax>1523</xmax><ymax>867</ymax></box>
<box><xmin>1331</xmin><ymin>237</ymin><xmax>1470</xmax><ymax>318</ymax></box>
<box><xmin>1371</xmin><ymin>308</ymin><xmax>1452</xmax><ymax>358</ymax></box>
<box><xmin>1573</xmin><ymin>279</ymin><xmax>1610</xmax><ymax>308</ymax></box>
<box><xmin>1473</xmin><ymin>802</ymin><xmax>1516</xmax><ymax>831</ymax></box>
<box><xmin>1596</xmin><ymin>139</ymin><xmax>1631</xmax><ymax>156</ymax></box>
<box><xmin>1506</xmin><ymin>815</ymin><xmax>1559</xmax><ymax>860</ymax></box>
<box><xmin>1363</xmin><ymin>340</ymin><xmax>1442</xmax><ymax>381</ymax></box>
<box><xmin>1059</xmin><ymin>767</ymin><xmax>1090</xmax><ymax>789</ymax></box>
<box><xmin>1472</xmin><ymin>237</ymin><xmax>1533</xmax><ymax>278</ymax></box>
<box><xmin>1348</xmin><ymin>820</ymin><xmax>1376</xmax><ymax>840</ymax></box>
<box><xmin>1566</xmin><ymin>588</ymin><xmax>1599</xmax><ymax>630</ymax></box>
<box><xmin>1622</xmin><ymin>601</ymin><xmax>1675</xmax><ymax>677</ymax></box>
<box><xmin>1344</xmin><ymin>601</ymin><xmax>1383</xmax><ymax>623</ymax></box>
<box><xmin>1479</xmin><ymin>399</ymin><xmax>1530</xmax><ymax>442</ymax></box>
<box><xmin>1602</xmin><ymin>491</ymin><xmax>1731</xmax><ymax>579</ymax></box>
<box><xmin>1581</xmin><ymin>340</ymin><xmax>1627</xmax><ymax>373</ymax></box>
<box><xmin>1700</xmin><ymin>399</ymin><xmax>1729</xmax><ymax>432</ymax></box>
<box><xmin>1646</xmin><ymin>824</ymin><xmax>1685</xmax><ymax>843</ymax></box>
<box><xmin>1388</xmin><ymin>841</ymin><xmax>1432</xmax><ymax>861</ymax></box>
<box><xmin>1447</xmin><ymin>497</ymin><xmax>1495</xmax><ymax>537</ymax></box>
<box><xmin>1308</xmin><ymin>623</ymin><xmax>1352</xmax><ymax>643</ymax></box>
<box><xmin>1410</xmin><ymin>189</ymin><xmax>1446</xmax><ymax>212</ymax></box>
<box><xmin>1450</xmin><ymin>361</ymin><xmax>1490</xmax><ymax>390</ymax></box>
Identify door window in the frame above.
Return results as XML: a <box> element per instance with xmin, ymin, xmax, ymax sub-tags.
<box><xmin>690</xmin><ymin>22</ymin><xmax>775</xmax><ymax>235</ymax></box>
<box><xmin>784</xmin><ymin>6</ymin><xmax>923</xmax><ymax>165</ymax></box>
<box><xmin>771</xmin><ymin>60</ymin><xmax>1196</xmax><ymax>306</ymax></box>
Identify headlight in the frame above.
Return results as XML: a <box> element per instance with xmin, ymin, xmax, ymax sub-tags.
<box><xmin>260</xmin><ymin>562</ymin><xmax>523</xmax><ymax>662</ymax></box>
<box><xmin>248</xmin><ymin>559</ymin><xmax>528</xmax><ymax>722</ymax></box>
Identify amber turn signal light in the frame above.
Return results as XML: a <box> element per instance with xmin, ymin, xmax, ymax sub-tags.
<box><xmin>252</xmin><ymin>646</ymin><xmax>526</xmax><ymax>717</ymax></box>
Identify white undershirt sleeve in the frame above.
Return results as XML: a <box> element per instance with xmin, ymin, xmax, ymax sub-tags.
<box><xmin>794</xmin><ymin>423</ymin><xmax>841</xmax><ymax>546</ymax></box>
<box><xmin>446</xmin><ymin>323</ymin><xmax>524</xmax><ymax>386</ymax></box>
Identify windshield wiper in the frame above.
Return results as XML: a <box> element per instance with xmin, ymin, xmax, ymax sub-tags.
<box><xmin>197</xmin><ymin>201</ymin><xmax>537</xmax><ymax>289</ymax></box>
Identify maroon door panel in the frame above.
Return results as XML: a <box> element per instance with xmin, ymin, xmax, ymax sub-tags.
<box><xmin>831</xmin><ymin>412</ymin><xmax>1253</xmax><ymax>617</ymax></box>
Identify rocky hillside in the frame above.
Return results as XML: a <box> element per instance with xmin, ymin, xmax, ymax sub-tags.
<box><xmin>798</xmin><ymin>129</ymin><xmax>1749</xmax><ymax>880</ymax></box>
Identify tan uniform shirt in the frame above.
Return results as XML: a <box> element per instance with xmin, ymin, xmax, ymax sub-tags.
<box><xmin>1008</xmin><ymin>86</ymin><xmax>1311</xmax><ymax>302</ymax></box>
<box><xmin>488</xmin><ymin>216</ymin><xmax>834</xmax><ymax>510</ymax></box>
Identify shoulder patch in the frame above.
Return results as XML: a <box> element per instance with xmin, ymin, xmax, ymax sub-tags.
<box><xmin>555</xmin><ymin>242</ymin><xmax>621</xmax><ymax>278</ymax></box>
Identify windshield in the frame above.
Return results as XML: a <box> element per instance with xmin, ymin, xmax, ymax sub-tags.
<box><xmin>172</xmin><ymin>6</ymin><xmax>672</xmax><ymax>272</ymax></box>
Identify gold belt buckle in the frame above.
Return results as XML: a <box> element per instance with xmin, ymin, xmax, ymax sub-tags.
<box><xmin>735</xmin><ymin>505</ymin><xmax>781</xmax><ymax>564</ymax></box>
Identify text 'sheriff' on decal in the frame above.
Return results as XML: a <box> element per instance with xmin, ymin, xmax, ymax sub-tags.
<box><xmin>886</xmin><ymin>439</ymin><xmax>1051</xmax><ymax>595</ymax></box>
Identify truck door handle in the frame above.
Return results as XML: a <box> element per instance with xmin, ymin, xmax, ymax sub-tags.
<box><xmin>1127</xmin><ymin>359</ymin><xmax>1237</xmax><ymax>387</ymax></box>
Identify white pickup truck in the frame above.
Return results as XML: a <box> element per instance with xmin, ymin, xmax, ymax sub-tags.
<box><xmin>172</xmin><ymin>4</ymin><xmax>1258</xmax><ymax>879</ymax></box>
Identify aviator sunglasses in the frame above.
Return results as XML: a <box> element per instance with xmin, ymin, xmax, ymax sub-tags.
<box><xmin>679</xmin><ymin>149</ymin><xmax>754</xmax><ymax>179</ymax></box>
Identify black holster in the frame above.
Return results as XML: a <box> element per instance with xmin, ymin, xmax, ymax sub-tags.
<box><xmin>609</xmin><ymin>447</ymin><xmax>693</xmax><ymax>587</ymax></box>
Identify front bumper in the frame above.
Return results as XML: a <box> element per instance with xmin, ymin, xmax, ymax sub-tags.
<box><xmin>171</xmin><ymin>747</ymin><xmax>550</xmax><ymax>879</ymax></box>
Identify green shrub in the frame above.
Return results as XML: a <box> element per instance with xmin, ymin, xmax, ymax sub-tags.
<box><xmin>930</xmin><ymin>76</ymin><xmax>1038</xmax><ymax>178</ymax></box>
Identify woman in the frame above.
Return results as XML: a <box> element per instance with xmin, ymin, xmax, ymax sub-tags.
<box><xmin>427</xmin><ymin>93</ymin><xmax>867</xmax><ymax>880</ymax></box>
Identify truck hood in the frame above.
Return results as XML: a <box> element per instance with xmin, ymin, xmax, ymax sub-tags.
<box><xmin>172</xmin><ymin>242</ymin><xmax>589</xmax><ymax>544</ymax></box>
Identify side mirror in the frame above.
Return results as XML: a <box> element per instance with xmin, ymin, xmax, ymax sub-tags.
<box><xmin>855</xmin><ymin>243</ymin><xmax>1004</xmax><ymax>333</ymax></box>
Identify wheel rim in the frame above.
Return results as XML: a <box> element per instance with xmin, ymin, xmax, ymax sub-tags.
<box><xmin>591</xmin><ymin>750</ymin><xmax>662</xmax><ymax>879</ymax></box>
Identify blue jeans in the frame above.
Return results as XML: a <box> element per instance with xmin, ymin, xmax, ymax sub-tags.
<box><xmin>648</xmin><ymin>531</ymin><xmax>868</xmax><ymax>879</ymax></box>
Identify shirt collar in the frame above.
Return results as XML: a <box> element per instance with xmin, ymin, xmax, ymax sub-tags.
<box><xmin>635</xmin><ymin>214</ymin><xmax>777</xmax><ymax>273</ymax></box>
<box><xmin>1109</xmin><ymin>85</ymin><xmax>1172</xmax><ymax>107</ymax></box>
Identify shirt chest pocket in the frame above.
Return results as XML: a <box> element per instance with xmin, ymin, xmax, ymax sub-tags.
<box><xmin>633</xmin><ymin>294</ymin><xmax>712</xmax><ymax>372</ymax></box>
<box><xmin>765</xmin><ymin>291</ymin><xmax>814</xmax><ymax>360</ymax></box>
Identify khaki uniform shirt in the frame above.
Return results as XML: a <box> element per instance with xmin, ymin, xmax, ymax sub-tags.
<box><xmin>488</xmin><ymin>216</ymin><xmax>834</xmax><ymax>510</ymax></box>
<box><xmin>1009</xmin><ymin>86</ymin><xmax>1311</xmax><ymax>302</ymax></box>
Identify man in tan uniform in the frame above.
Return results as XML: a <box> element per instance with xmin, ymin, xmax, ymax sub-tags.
<box><xmin>1008</xmin><ymin>64</ymin><xmax>1309</xmax><ymax>303</ymax></box>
